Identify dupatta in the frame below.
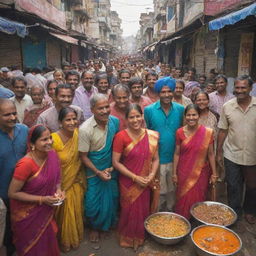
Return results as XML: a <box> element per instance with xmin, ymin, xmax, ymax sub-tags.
<box><xmin>11</xmin><ymin>150</ymin><xmax>60</xmax><ymax>256</ymax></box>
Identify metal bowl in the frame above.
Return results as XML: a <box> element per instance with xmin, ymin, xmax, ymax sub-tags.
<box><xmin>191</xmin><ymin>224</ymin><xmax>242</xmax><ymax>256</ymax></box>
<box><xmin>190</xmin><ymin>201</ymin><xmax>237</xmax><ymax>227</ymax></box>
<box><xmin>144</xmin><ymin>212</ymin><xmax>191</xmax><ymax>245</ymax></box>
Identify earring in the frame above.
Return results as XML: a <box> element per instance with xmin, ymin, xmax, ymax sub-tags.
<box><xmin>31</xmin><ymin>145</ymin><xmax>35</xmax><ymax>151</ymax></box>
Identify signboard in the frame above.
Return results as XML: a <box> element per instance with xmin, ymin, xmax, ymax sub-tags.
<box><xmin>15</xmin><ymin>0</ymin><xmax>66</xmax><ymax>30</ymax></box>
<box><xmin>204</xmin><ymin>0</ymin><xmax>241</xmax><ymax>16</ymax></box>
<box><xmin>238</xmin><ymin>33</ymin><xmax>254</xmax><ymax>76</ymax></box>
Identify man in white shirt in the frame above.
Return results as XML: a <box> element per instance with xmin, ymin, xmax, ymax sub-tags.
<box><xmin>10</xmin><ymin>76</ymin><xmax>33</xmax><ymax>123</ymax></box>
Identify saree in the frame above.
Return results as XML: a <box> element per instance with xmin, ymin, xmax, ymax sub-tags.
<box><xmin>11</xmin><ymin>150</ymin><xmax>60</xmax><ymax>256</ymax></box>
<box><xmin>175</xmin><ymin>125</ymin><xmax>213</xmax><ymax>219</ymax></box>
<box><xmin>85</xmin><ymin>116</ymin><xmax>119</xmax><ymax>231</ymax></box>
<box><xmin>116</xmin><ymin>129</ymin><xmax>159</xmax><ymax>249</ymax></box>
<box><xmin>52</xmin><ymin>129</ymin><xmax>85</xmax><ymax>251</ymax></box>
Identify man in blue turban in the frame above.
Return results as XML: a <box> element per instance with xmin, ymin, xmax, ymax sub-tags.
<box><xmin>154</xmin><ymin>76</ymin><xmax>176</xmax><ymax>93</ymax></box>
<box><xmin>144</xmin><ymin>76</ymin><xmax>184</xmax><ymax>211</ymax></box>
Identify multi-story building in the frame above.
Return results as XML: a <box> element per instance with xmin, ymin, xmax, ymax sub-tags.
<box><xmin>139</xmin><ymin>0</ymin><xmax>256</xmax><ymax>79</ymax></box>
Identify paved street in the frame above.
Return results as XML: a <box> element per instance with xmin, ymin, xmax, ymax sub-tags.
<box><xmin>64</xmin><ymin>219</ymin><xmax>256</xmax><ymax>256</ymax></box>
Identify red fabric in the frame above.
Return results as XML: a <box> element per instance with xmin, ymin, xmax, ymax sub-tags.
<box><xmin>175</xmin><ymin>126</ymin><xmax>213</xmax><ymax>219</ymax></box>
<box><xmin>114</xmin><ymin>130</ymin><xmax>159</xmax><ymax>248</ymax></box>
<box><xmin>113</xmin><ymin>130</ymin><xmax>132</xmax><ymax>153</ymax></box>
<box><xmin>13</xmin><ymin>157</ymin><xmax>39</xmax><ymax>181</ymax></box>
<box><xmin>110</xmin><ymin>103</ymin><xmax>127</xmax><ymax>131</ymax></box>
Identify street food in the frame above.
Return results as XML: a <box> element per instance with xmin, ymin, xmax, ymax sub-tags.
<box><xmin>193</xmin><ymin>226</ymin><xmax>241</xmax><ymax>254</ymax></box>
<box><xmin>146</xmin><ymin>214</ymin><xmax>189</xmax><ymax>238</ymax></box>
<box><xmin>192</xmin><ymin>203</ymin><xmax>235</xmax><ymax>226</ymax></box>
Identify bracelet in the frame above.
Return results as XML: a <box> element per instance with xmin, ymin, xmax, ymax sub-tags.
<box><xmin>132</xmin><ymin>174</ymin><xmax>137</xmax><ymax>182</ymax></box>
<box><xmin>172</xmin><ymin>174</ymin><xmax>177</xmax><ymax>177</ymax></box>
<box><xmin>212</xmin><ymin>174</ymin><xmax>218</xmax><ymax>177</ymax></box>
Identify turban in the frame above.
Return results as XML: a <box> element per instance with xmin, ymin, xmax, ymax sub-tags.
<box><xmin>154</xmin><ymin>76</ymin><xmax>176</xmax><ymax>93</ymax></box>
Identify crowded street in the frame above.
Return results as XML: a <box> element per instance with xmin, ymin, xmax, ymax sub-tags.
<box><xmin>1</xmin><ymin>1</ymin><xmax>256</xmax><ymax>256</ymax></box>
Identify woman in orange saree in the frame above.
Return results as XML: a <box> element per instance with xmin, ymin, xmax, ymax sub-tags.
<box><xmin>172</xmin><ymin>104</ymin><xmax>218</xmax><ymax>219</ymax></box>
<box><xmin>8</xmin><ymin>125</ymin><xmax>64</xmax><ymax>256</ymax></box>
<box><xmin>113</xmin><ymin>104</ymin><xmax>159</xmax><ymax>250</ymax></box>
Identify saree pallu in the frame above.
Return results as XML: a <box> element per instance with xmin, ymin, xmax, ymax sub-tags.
<box><xmin>11</xmin><ymin>150</ymin><xmax>60</xmax><ymax>256</ymax></box>
<box><xmin>118</xmin><ymin>130</ymin><xmax>159</xmax><ymax>249</ymax></box>
<box><xmin>52</xmin><ymin>129</ymin><xmax>85</xmax><ymax>251</ymax></box>
<box><xmin>85</xmin><ymin>116</ymin><xmax>119</xmax><ymax>231</ymax></box>
<box><xmin>175</xmin><ymin>125</ymin><xmax>213</xmax><ymax>219</ymax></box>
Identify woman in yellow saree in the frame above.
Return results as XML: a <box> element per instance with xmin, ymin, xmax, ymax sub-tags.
<box><xmin>51</xmin><ymin>107</ymin><xmax>85</xmax><ymax>252</ymax></box>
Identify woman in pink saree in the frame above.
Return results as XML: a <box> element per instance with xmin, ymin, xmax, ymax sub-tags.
<box><xmin>8</xmin><ymin>125</ymin><xmax>65</xmax><ymax>256</ymax></box>
<box><xmin>113</xmin><ymin>104</ymin><xmax>159</xmax><ymax>250</ymax></box>
<box><xmin>173</xmin><ymin>104</ymin><xmax>218</xmax><ymax>219</ymax></box>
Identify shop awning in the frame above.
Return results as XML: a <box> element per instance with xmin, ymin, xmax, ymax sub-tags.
<box><xmin>49</xmin><ymin>32</ymin><xmax>78</xmax><ymax>45</ymax></box>
<box><xmin>209</xmin><ymin>2</ymin><xmax>256</xmax><ymax>31</ymax></box>
<box><xmin>161</xmin><ymin>36</ymin><xmax>181</xmax><ymax>45</ymax></box>
<box><xmin>0</xmin><ymin>16</ymin><xmax>28</xmax><ymax>38</ymax></box>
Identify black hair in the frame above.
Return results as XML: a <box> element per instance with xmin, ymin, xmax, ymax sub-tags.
<box><xmin>65</xmin><ymin>70</ymin><xmax>80</xmax><ymax>81</ymax></box>
<box><xmin>128</xmin><ymin>77</ymin><xmax>143</xmax><ymax>88</ymax></box>
<box><xmin>176</xmin><ymin>79</ymin><xmax>185</xmax><ymax>89</ymax></box>
<box><xmin>188</xmin><ymin>67</ymin><xmax>196</xmax><ymax>74</ymax></box>
<box><xmin>145</xmin><ymin>71</ymin><xmax>158</xmax><ymax>81</ymax></box>
<box><xmin>125</xmin><ymin>103</ymin><xmax>143</xmax><ymax>118</ymax></box>
<box><xmin>235</xmin><ymin>75</ymin><xmax>253</xmax><ymax>87</ymax></box>
<box><xmin>55</xmin><ymin>83</ymin><xmax>73</xmax><ymax>96</ymax></box>
<box><xmin>31</xmin><ymin>67</ymin><xmax>42</xmax><ymax>74</ymax></box>
<box><xmin>30</xmin><ymin>125</ymin><xmax>48</xmax><ymax>145</ymax></box>
<box><xmin>195</xmin><ymin>90</ymin><xmax>209</xmax><ymax>101</ymax></box>
<box><xmin>11</xmin><ymin>76</ymin><xmax>27</xmax><ymax>87</ymax></box>
<box><xmin>58</xmin><ymin>107</ymin><xmax>77</xmax><ymax>122</ymax></box>
<box><xmin>215</xmin><ymin>74</ymin><xmax>227</xmax><ymax>83</ymax></box>
<box><xmin>184</xmin><ymin>104</ymin><xmax>200</xmax><ymax>116</ymax></box>
<box><xmin>46</xmin><ymin>80</ymin><xmax>58</xmax><ymax>90</ymax></box>
<box><xmin>118</xmin><ymin>69</ymin><xmax>131</xmax><ymax>78</ymax></box>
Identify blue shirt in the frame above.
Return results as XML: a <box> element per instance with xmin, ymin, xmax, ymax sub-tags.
<box><xmin>0</xmin><ymin>124</ymin><xmax>28</xmax><ymax>199</ymax></box>
<box><xmin>144</xmin><ymin>101</ymin><xmax>184</xmax><ymax>164</ymax></box>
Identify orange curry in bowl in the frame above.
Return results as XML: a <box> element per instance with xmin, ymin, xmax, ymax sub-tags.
<box><xmin>193</xmin><ymin>226</ymin><xmax>241</xmax><ymax>254</ymax></box>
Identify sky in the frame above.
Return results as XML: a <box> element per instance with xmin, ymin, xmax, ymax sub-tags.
<box><xmin>110</xmin><ymin>0</ymin><xmax>153</xmax><ymax>37</ymax></box>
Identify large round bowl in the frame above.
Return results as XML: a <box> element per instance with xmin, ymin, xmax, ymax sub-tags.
<box><xmin>191</xmin><ymin>224</ymin><xmax>242</xmax><ymax>256</ymax></box>
<box><xmin>144</xmin><ymin>212</ymin><xmax>191</xmax><ymax>245</ymax></box>
<box><xmin>190</xmin><ymin>201</ymin><xmax>237</xmax><ymax>227</ymax></box>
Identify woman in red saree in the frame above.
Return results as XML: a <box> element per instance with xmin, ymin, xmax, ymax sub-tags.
<box><xmin>8</xmin><ymin>125</ymin><xmax>65</xmax><ymax>256</ymax></box>
<box><xmin>173</xmin><ymin>104</ymin><xmax>218</xmax><ymax>219</ymax></box>
<box><xmin>113</xmin><ymin>104</ymin><xmax>159</xmax><ymax>250</ymax></box>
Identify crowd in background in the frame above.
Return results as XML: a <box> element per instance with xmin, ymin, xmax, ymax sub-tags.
<box><xmin>0</xmin><ymin>57</ymin><xmax>256</xmax><ymax>255</ymax></box>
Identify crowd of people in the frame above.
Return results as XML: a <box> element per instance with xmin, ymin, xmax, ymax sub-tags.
<box><xmin>0</xmin><ymin>58</ymin><xmax>256</xmax><ymax>256</ymax></box>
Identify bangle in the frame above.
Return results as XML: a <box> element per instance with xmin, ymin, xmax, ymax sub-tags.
<box><xmin>132</xmin><ymin>175</ymin><xmax>137</xmax><ymax>182</ymax></box>
<box><xmin>39</xmin><ymin>196</ymin><xmax>43</xmax><ymax>205</ymax></box>
<box><xmin>212</xmin><ymin>174</ymin><xmax>218</xmax><ymax>177</ymax></box>
<box><xmin>172</xmin><ymin>174</ymin><xmax>177</xmax><ymax>177</ymax></box>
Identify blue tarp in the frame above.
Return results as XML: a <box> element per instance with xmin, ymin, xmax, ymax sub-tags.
<box><xmin>0</xmin><ymin>16</ymin><xmax>28</xmax><ymax>38</ymax></box>
<box><xmin>209</xmin><ymin>2</ymin><xmax>256</xmax><ymax>31</ymax></box>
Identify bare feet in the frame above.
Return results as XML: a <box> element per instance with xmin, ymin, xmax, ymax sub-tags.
<box><xmin>89</xmin><ymin>229</ymin><xmax>100</xmax><ymax>243</ymax></box>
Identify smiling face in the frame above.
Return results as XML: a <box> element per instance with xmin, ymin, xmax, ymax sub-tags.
<box><xmin>82</xmin><ymin>73</ymin><xmax>94</xmax><ymax>91</ymax></box>
<box><xmin>97</xmin><ymin>78</ymin><xmax>109</xmax><ymax>94</ymax></box>
<box><xmin>174</xmin><ymin>82</ymin><xmax>184</xmax><ymax>97</ymax></box>
<box><xmin>114</xmin><ymin>89</ymin><xmax>130</xmax><ymax>110</ymax></box>
<box><xmin>195</xmin><ymin>93</ymin><xmax>209</xmax><ymax>111</ymax></box>
<box><xmin>31</xmin><ymin>87</ymin><xmax>44</xmax><ymax>105</ymax></box>
<box><xmin>13</xmin><ymin>80</ymin><xmax>26</xmax><ymax>100</ymax></box>
<box><xmin>127</xmin><ymin>108</ymin><xmax>143</xmax><ymax>131</ymax></box>
<box><xmin>146</xmin><ymin>75</ymin><xmax>157</xmax><ymax>89</ymax></box>
<box><xmin>91</xmin><ymin>99</ymin><xmax>110</xmax><ymax>124</ymax></box>
<box><xmin>185</xmin><ymin>108</ymin><xmax>199</xmax><ymax>128</ymax></box>
<box><xmin>0</xmin><ymin>101</ymin><xmax>17</xmax><ymax>131</ymax></box>
<box><xmin>47</xmin><ymin>82</ymin><xmax>58</xmax><ymax>99</ymax></box>
<box><xmin>32</xmin><ymin>129</ymin><xmax>53</xmax><ymax>153</ymax></box>
<box><xmin>159</xmin><ymin>86</ymin><xmax>173</xmax><ymax>105</ymax></box>
<box><xmin>215</xmin><ymin>77</ymin><xmax>227</xmax><ymax>93</ymax></box>
<box><xmin>119</xmin><ymin>72</ymin><xmax>130</xmax><ymax>85</ymax></box>
<box><xmin>61</xmin><ymin>111</ymin><xmax>78</xmax><ymax>133</ymax></box>
<box><xmin>234</xmin><ymin>79</ymin><xmax>252</xmax><ymax>101</ymax></box>
<box><xmin>66</xmin><ymin>75</ymin><xmax>79</xmax><ymax>88</ymax></box>
<box><xmin>131</xmin><ymin>83</ymin><xmax>143</xmax><ymax>99</ymax></box>
<box><xmin>55</xmin><ymin>88</ymin><xmax>73</xmax><ymax>108</ymax></box>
